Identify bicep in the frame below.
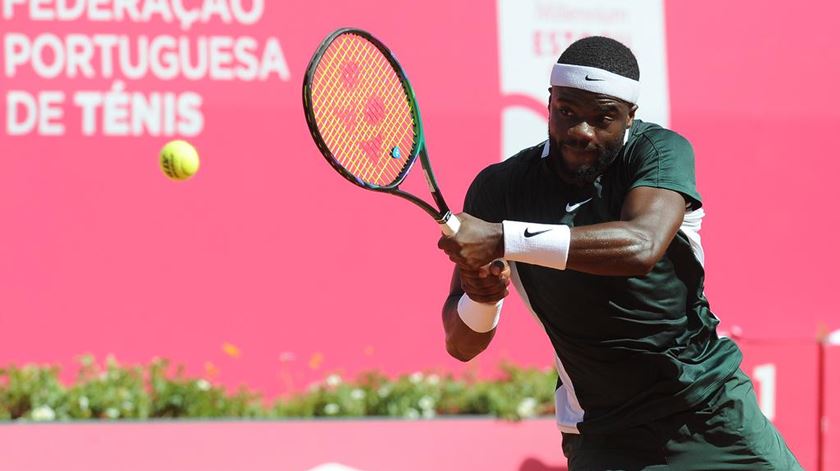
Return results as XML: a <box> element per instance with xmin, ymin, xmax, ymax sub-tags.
<box><xmin>620</xmin><ymin>186</ymin><xmax>687</xmax><ymax>254</ymax></box>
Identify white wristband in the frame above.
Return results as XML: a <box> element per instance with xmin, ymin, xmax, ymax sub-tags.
<box><xmin>502</xmin><ymin>220</ymin><xmax>571</xmax><ymax>270</ymax></box>
<box><xmin>457</xmin><ymin>294</ymin><xmax>503</xmax><ymax>333</ymax></box>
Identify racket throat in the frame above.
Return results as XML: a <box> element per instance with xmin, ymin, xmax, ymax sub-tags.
<box><xmin>438</xmin><ymin>211</ymin><xmax>461</xmax><ymax>236</ymax></box>
<box><xmin>422</xmin><ymin>166</ymin><xmax>453</xmax><ymax>216</ymax></box>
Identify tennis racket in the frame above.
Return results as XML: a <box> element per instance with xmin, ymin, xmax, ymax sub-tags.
<box><xmin>302</xmin><ymin>28</ymin><xmax>460</xmax><ymax>236</ymax></box>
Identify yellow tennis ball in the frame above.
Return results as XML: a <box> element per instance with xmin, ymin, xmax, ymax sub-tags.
<box><xmin>160</xmin><ymin>140</ymin><xmax>200</xmax><ymax>180</ymax></box>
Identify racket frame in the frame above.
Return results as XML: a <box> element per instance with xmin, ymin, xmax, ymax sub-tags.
<box><xmin>302</xmin><ymin>28</ymin><xmax>456</xmax><ymax>228</ymax></box>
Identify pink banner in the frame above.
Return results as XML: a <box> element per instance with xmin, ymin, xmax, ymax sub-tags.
<box><xmin>0</xmin><ymin>419</ymin><xmax>567</xmax><ymax>471</ymax></box>
<box><xmin>1</xmin><ymin>0</ymin><xmax>838</xmax><ymax>390</ymax></box>
<box><xmin>738</xmin><ymin>340</ymin><xmax>820</xmax><ymax>470</ymax></box>
<box><xmin>821</xmin><ymin>344</ymin><xmax>840</xmax><ymax>471</ymax></box>
<box><xmin>0</xmin><ymin>0</ymin><xmax>507</xmax><ymax>392</ymax></box>
<box><xmin>1</xmin><ymin>7</ymin><xmax>839</xmax><ymax>467</ymax></box>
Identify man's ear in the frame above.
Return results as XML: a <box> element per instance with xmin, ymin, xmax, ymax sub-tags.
<box><xmin>626</xmin><ymin>104</ymin><xmax>637</xmax><ymax>128</ymax></box>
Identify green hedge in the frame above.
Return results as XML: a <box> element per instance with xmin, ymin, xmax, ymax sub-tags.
<box><xmin>0</xmin><ymin>356</ymin><xmax>556</xmax><ymax>421</ymax></box>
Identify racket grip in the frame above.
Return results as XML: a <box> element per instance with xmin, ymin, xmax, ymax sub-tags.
<box><xmin>439</xmin><ymin>213</ymin><xmax>461</xmax><ymax>236</ymax></box>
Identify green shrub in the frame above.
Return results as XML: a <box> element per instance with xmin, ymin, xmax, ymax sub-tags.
<box><xmin>0</xmin><ymin>357</ymin><xmax>556</xmax><ymax>421</ymax></box>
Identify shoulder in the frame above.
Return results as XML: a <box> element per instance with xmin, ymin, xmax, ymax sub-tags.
<box><xmin>464</xmin><ymin>141</ymin><xmax>544</xmax><ymax>217</ymax></box>
<box><xmin>618</xmin><ymin>120</ymin><xmax>702</xmax><ymax>208</ymax></box>
<box><xmin>626</xmin><ymin>121</ymin><xmax>694</xmax><ymax>158</ymax></box>
<box><xmin>477</xmin><ymin>141</ymin><xmax>545</xmax><ymax>182</ymax></box>
<box><xmin>469</xmin><ymin>141</ymin><xmax>544</xmax><ymax>192</ymax></box>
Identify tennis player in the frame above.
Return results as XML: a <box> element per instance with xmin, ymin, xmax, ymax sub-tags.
<box><xmin>438</xmin><ymin>36</ymin><xmax>802</xmax><ymax>470</ymax></box>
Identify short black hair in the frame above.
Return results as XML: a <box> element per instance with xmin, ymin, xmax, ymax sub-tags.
<box><xmin>558</xmin><ymin>36</ymin><xmax>640</xmax><ymax>81</ymax></box>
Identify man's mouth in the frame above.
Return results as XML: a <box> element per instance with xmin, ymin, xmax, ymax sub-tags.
<box><xmin>561</xmin><ymin>143</ymin><xmax>598</xmax><ymax>158</ymax></box>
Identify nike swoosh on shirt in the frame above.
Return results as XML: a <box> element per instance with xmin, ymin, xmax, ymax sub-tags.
<box><xmin>565</xmin><ymin>197</ymin><xmax>593</xmax><ymax>212</ymax></box>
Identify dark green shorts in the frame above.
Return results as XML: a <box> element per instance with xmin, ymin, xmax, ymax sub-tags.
<box><xmin>561</xmin><ymin>369</ymin><xmax>803</xmax><ymax>470</ymax></box>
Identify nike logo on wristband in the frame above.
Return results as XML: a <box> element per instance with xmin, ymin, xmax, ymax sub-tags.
<box><xmin>524</xmin><ymin>228</ymin><xmax>552</xmax><ymax>238</ymax></box>
<box><xmin>565</xmin><ymin>198</ymin><xmax>593</xmax><ymax>212</ymax></box>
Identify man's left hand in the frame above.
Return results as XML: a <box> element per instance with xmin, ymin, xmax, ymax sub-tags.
<box><xmin>437</xmin><ymin>212</ymin><xmax>504</xmax><ymax>271</ymax></box>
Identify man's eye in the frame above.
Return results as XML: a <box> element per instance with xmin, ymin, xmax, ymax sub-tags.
<box><xmin>558</xmin><ymin>107</ymin><xmax>574</xmax><ymax>117</ymax></box>
<box><xmin>598</xmin><ymin>115</ymin><xmax>615</xmax><ymax>125</ymax></box>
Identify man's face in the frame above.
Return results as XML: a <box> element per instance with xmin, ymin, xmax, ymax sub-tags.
<box><xmin>547</xmin><ymin>86</ymin><xmax>636</xmax><ymax>186</ymax></box>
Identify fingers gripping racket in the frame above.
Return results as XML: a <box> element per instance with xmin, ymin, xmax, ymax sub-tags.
<box><xmin>302</xmin><ymin>28</ymin><xmax>460</xmax><ymax>236</ymax></box>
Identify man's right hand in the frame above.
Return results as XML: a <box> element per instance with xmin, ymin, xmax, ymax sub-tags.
<box><xmin>459</xmin><ymin>259</ymin><xmax>511</xmax><ymax>304</ymax></box>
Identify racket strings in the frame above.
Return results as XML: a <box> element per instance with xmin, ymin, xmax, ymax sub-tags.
<box><xmin>310</xmin><ymin>33</ymin><xmax>417</xmax><ymax>187</ymax></box>
<box><xmin>316</xmin><ymin>37</ymin><xmax>410</xmax><ymax>183</ymax></box>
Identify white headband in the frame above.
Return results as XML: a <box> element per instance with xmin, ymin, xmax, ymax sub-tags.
<box><xmin>550</xmin><ymin>63</ymin><xmax>640</xmax><ymax>104</ymax></box>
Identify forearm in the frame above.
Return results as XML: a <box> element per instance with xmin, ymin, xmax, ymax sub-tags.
<box><xmin>503</xmin><ymin>188</ymin><xmax>685</xmax><ymax>277</ymax></box>
<box><xmin>503</xmin><ymin>219</ymin><xmax>659</xmax><ymax>277</ymax></box>
<box><xmin>566</xmin><ymin>221</ymin><xmax>658</xmax><ymax>276</ymax></box>
<box><xmin>442</xmin><ymin>294</ymin><xmax>497</xmax><ymax>362</ymax></box>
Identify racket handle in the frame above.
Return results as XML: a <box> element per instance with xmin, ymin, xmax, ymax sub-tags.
<box><xmin>439</xmin><ymin>213</ymin><xmax>461</xmax><ymax>236</ymax></box>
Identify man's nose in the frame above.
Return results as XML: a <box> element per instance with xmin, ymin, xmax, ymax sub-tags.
<box><xmin>567</xmin><ymin>120</ymin><xmax>596</xmax><ymax>143</ymax></box>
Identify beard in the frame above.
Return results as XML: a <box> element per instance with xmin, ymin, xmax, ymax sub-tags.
<box><xmin>547</xmin><ymin>130</ymin><xmax>624</xmax><ymax>186</ymax></box>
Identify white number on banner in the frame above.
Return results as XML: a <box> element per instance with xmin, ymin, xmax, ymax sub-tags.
<box><xmin>752</xmin><ymin>363</ymin><xmax>777</xmax><ymax>421</ymax></box>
